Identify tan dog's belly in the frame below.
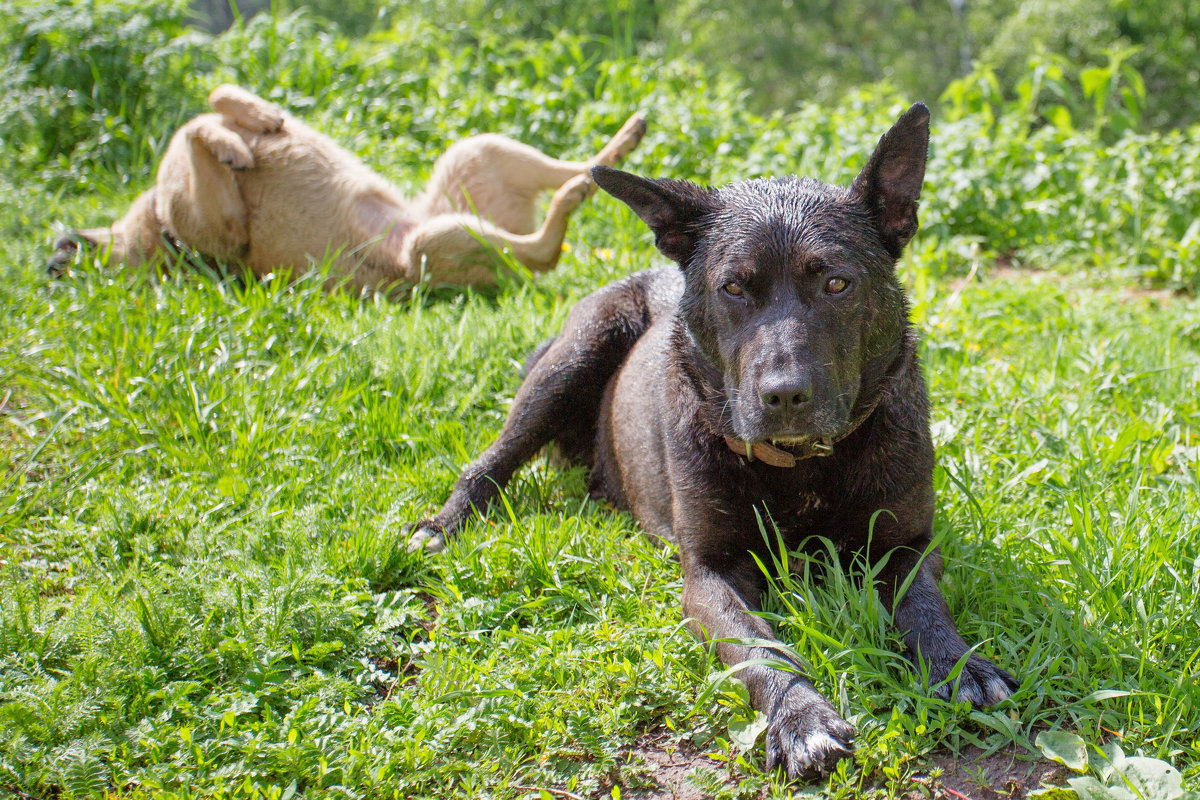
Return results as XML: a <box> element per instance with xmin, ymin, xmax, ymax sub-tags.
<box><xmin>157</xmin><ymin>112</ymin><xmax>416</xmax><ymax>284</ymax></box>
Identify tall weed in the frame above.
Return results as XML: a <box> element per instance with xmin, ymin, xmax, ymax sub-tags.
<box><xmin>0</xmin><ymin>0</ymin><xmax>209</xmax><ymax>188</ymax></box>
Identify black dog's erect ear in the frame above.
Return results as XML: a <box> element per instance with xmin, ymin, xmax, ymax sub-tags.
<box><xmin>592</xmin><ymin>166</ymin><xmax>715</xmax><ymax>267</ymax></box>
<box><xmin>851</xmin><ymin>103</ymin><xmax>930</xmax><ymax>257</ymax></box>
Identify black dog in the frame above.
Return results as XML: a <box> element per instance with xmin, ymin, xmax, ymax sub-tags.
<box><xmin>408</xmin><ymin>104</ymin><xmax>1018</xmax><ymax>778</ymax></box>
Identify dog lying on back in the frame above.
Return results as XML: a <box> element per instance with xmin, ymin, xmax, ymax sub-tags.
<box><xmin>48</xmin><ymin>85</ymin><xmax>647</xmax><ymax>291</ymax></box>
<box><xmin>408</xmin><ymin>104</ymin><xmax>1018</xmax><ymax>779</ymax></box>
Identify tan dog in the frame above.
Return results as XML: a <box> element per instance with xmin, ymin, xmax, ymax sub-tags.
<box><xmin>49</xmin><ymin>85</ymin><xmax>647</xmax><ymax>291</ymax></box>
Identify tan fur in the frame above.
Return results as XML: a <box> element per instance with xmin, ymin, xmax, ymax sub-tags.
<box><xmin>52</xmin><ymin>85</ymin><xmax>647</xmax><ymax>292</ymax></box>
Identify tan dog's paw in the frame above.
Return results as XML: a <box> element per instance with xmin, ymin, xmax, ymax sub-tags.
<box><xmin>552</xmin><ymin>173</ymin><xmax>595</xmax><ymax>210</ymax></box>
<box><xmin>595</xmin><ymin>112</ymin><xmax>648</xmax><ymax>167</ymax></box>
<box><xmin>46</xmin><ymin>231</ymin><xmax>107</xmax><ymax>277</ymax></box>
<box><xmin>47</xmin><ymin>234</ymin><xmax>83</xmax><ymax>277</ymax></box>
<box><xmin>237</xmin><ymin>104</ymin><xmax>284</xmax><ymax>134</ymax></box>
<box><xmin>210</xmin><ymin>137</ymin><xmax>255</xmax><ymax>170</ymax></box>
<box><xmin>209</xmin><ymin>84</ymin><xmax>285</xmax><ymax>133</ymax></box>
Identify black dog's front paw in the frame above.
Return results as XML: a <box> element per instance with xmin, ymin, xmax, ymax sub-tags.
<box><xmin>401</xmin><ymin>520</ymin><xmax>445</xmax><ymax>554</ymax></box>
<box><xmin>927</xmin><ymin>652</ymin><xmax>1018</xmax><ymax>706</ymax></box>
<box><xmin>765</xmin><ymin>693</ymin><xmax>856</xmax><ymax>781</ymax></box>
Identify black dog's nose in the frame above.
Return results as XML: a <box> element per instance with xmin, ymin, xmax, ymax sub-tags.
<box><xmin>759</xmin><ymin>373</ymin><xmax>812</xmax><ymax>412</ymax></box>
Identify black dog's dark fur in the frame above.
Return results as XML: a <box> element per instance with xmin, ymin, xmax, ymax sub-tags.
<box><xmin>409</xmin><ymin>104</ymin><xmax>1018</xmax><ymax>778</ymax></box>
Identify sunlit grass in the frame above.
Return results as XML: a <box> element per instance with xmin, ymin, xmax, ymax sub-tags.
<box><xmin>2</xmin><ymin>5</ymin><xmax>1200</xmax><ymax>798</ymax></box>
<box><xmin>4</xmin><ymin>197</ymin><xmax>1199</xmax><ymax>798</ymax></box>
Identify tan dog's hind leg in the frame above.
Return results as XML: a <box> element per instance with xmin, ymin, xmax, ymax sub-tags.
<box><xmin>154</xmin><ymin>116</ymin><xmax>251</xmax><ymax>262</ymax></box>
<box><xmin>417</xmin><ymin>135</ymin><xmax>578</xmax><ymax>234</ymax></box>
<box><xmin>208</xmin><ymin>84</ymin><xmax>285</xmax><ymax>133</ymax></box>
<box><xmin>416</xmin><ymin>113</ymin><xmax>647</xmax><ymax>234</ymax></box>
<box><xmin>588</xmin><ymin>112</ymin><xmax>649</xmax><ymax>172</ymax></box>
<box><xmin>402</xmin><ymin>174</ymin><xmax>592</xmax><ymax>285</ymax></box>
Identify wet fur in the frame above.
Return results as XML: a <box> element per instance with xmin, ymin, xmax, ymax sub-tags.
<box><xmin>408</xmin><ymin>104</ymin><xmax>1018</xmax><ymax>780</ymax></box>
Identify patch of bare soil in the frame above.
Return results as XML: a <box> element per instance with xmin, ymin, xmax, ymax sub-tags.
<box><xmin>608</xmin><ymin>731</ymin><xmax>758</xmax><ymax>800</ymax></box>
<box><xmin>904</xmin><ymin>744</ymin><xmax>1068</xmax><ymax>800</ymax></box>
<box><xmin>592</xmin><ymin>737</ymin><xmax>1066</xmax><ymax>800</ymax></box>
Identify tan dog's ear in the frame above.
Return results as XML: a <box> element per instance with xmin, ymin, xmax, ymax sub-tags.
<box><xmin>851</xmin><ymin>102</ymin><xmax>930</xmax><ymax>257</ymax></box>
<box><xmin>592</xmin><ymin>165</ymin><xmax>717</xmax><ymax>268</ymax></box>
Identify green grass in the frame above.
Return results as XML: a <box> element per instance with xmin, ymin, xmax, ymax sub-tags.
<box><xmin>2</xmin><ymin>4</ymin><xmax>1200</xmax><ymax>799</ymax></box>
<box><xmin>3</xmin><ymin>206</ymin><xmax>1199</xmax><ymax>800</ymax></box>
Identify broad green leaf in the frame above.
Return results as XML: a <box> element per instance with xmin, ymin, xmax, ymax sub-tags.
<box><xmin>1115</xmin><ymin>756</ymin><xmax>1184</xmax><ymax>800</ymax></box>
<box><xmin>1029</xmin><ymin>789</ymin><xmax>1079</xmax><ymax>800</ymax></box>
<box><xmin>1083</xmin><ymin>690</ymin><xmax>1133</xmax><ymax>704</ymax></box>
<box><xmin>1037</xmin><ymin>731</ymin><xmax>1088</xmax><ymax>772</ymax></box>
<box><xmin>1098</xmin><ymin>742</ymin><xmax>1128</xmax><ymax>782</ymax></box>
<box><xmin>1068</xmin><ymin>776</ymin><xmax>1136</xmax><ymax>800</ymax></box>
<box><xmin>1080</xmin><ymin>67</ymin><xmax>1109</xmax><ymax>98</ymax></box>
<box><xmin>728</xmin><ymin>711</ymin><xmax>768</xmax><ymax>750</ymax></box>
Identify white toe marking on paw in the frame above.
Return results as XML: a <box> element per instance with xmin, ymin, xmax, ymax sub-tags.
<box><xmin>406</xmin><ymin>527</ymin><xmax>442</xmax><ymax>554</ymax></box>
<box><xmin>801</xmin><ymin>732</ymin><xmax>842</xmax><ymax>760</ymax></box>
<box><xmin>955</xmin><ymin>681</ymin><xmax>984</xmax><ymax>706</ymax></box>
<box><xmin>986</xmin><ymin>675</ymin><xmax>1013</xmax><ymax>704</ymax></box>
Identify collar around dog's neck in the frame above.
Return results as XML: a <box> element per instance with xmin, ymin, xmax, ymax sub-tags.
<box><xmin>723</xmin><ymin>389</ymin><xmax>885</xmax><ymax>468</ymax></box>
<box><xmin>723</xmin><ymin>436</ymin><xmax>810</xmax><ymax>467</ymax></box>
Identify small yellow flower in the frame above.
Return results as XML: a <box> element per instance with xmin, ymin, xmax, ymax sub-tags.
<box><xmin>596</xmin><ymin>248</ymin><xmax>613</xmax><ymax>261</ymax></box>
<box><xmin>561</xmin><ymin>241</ymin><xmax>571</xmax><ymax>253</ymax></box>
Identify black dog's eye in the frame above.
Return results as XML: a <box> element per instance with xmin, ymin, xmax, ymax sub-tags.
<box><xmin>825</xmin><ymin>277</ymin><xmax>849</xmax><ymax>294</ymax></box>
<box><xmin>722</xmin><ymin>282</ymin><xmax>745</xmax><ymax>298</ymax></box>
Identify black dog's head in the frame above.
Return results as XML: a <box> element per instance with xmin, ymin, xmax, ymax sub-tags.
<box><xmin>594</xmin><ymin>103</ymin><xmax>929</xmax><ymax>449</ymax></box>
